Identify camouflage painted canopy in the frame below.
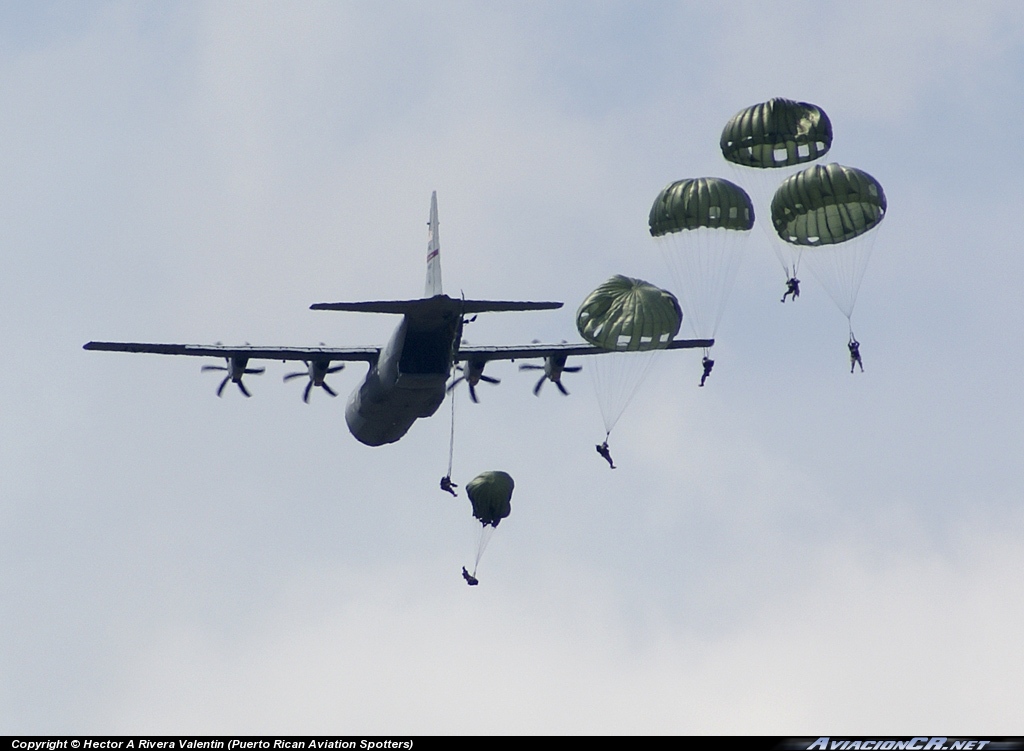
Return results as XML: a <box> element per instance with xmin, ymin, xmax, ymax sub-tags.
<box><xmin>467</xmin><ymin>471</ymin><xmax>514</xmax><ymax>528</ymax></box>
<box><xmin>720</xmin><ymin>98</ymin><xmax>832</xmax><ymax>169</ymax></box>
<box><xmin>771</xmin><ymin>164</ymin><xmax>887</xmax><ymax>246</ymax></box>
<box><xmin>649</xmin><ymin>177</ymin><xmax>755</xmax><ymax>236</ymax></box>
<box><xmin>576</xmin><ymin>276</ymin><xmax>681</xmax><ymax>351</ymax></box>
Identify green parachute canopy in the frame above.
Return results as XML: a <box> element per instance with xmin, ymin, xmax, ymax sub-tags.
<box><xmin>576</xmin><ymin>276</ymin><xmax>681</xmax><ymax>352</ymax></box>
<box><xmin>649</xmin><ymin>177</ymin><xmax>755</xmax><ymax>236</ymax></box>
<box><xmin>467</xmin><ymin>471</ymin><xmax>514</xmax><ymax>528</ymax></box>
<box><xmin>648</xmin><ymin>178</ymin><xmax>753</xmax><ymax>340</ymax></box>
<box><xmin>771</xmin><ymin>163</ymin><xmax>887</xmax><ymax>246</ymax></box>
<box><xmin>721</xmin><ymin>98</ymin><xmax>832</xmax><ymax>169</ymax></box>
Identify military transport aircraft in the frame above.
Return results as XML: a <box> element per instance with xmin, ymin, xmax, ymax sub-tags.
<box><xmin>85</xmin><ymin>193</ymin><xmax>712</xmax><ymax>446</ymax></box>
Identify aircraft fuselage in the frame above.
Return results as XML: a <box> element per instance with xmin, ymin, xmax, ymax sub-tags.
<box><xmin>344</xmin><ymin>295</ymin><xmax>464</xmax><ymax>446</ymax></box>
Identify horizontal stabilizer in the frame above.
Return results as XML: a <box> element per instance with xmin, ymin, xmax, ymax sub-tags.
<box><xmin>462</xmin><ymin>300</ymin><xmax>563</xmax><ymax>313</ymax></box>
<box><xmin>311</xmin><ymin>295</ymin><xmax>562</xmax><ymax>315</ymax></box>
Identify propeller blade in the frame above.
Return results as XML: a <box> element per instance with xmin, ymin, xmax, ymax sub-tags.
<box><xmin>216</xmin><ymin>376</ymin><xmax>229</xmax><ymax>397</ymax></box>
<box><xmin>480</xmin><ymin>375</ymin><xmax>501</xmax><ymax>384</ymax></box>
<box><xmin>469</xmin><ymin>384</ymin><xmax>479</xmax><ymax>403</ymax></box>
<box><xmin>556</xmin><ymin>381</ymin><xmax>569</xmax><ymax>396</ymax></box>
<box><xmin>519</xmin><ymin>364</ymin><xmax>543</xmax><ymax>371</ymax></box>
<box><xmin>238</xmin><ymin>380</ymin><xmax>251</xmax><ymax>398</ymax></box>
<box><xmin>202</xmin><ymin>365</ymin><xmax>227</xmax><ymax>372</ymax></box>
<box><xmin>533</xmin><ymin>376</ymin><xmax>545</xmax><ymax>396</ymax></box>
<box><xmin>303</xmin><ymin>382</ymin><xmax>312</xmax><ymax>403</ymax></box>
<box><xmin>446</xmin><ymin>376</ymin><xmax>465</xmax><ymax>393</ymax></box>
<box><xmin>244</xmin><ymin>367</ymin><xmax>265</xmax><ymax>375</ymax></box>
<box><xmin>564</xmin><ymin>366</ymin><xmax>582</xmax><ymax>373</ymax></box>
<box><xmin>322</xmin><ymin>382</ymin><xmax>337</xmax><ymax>397</ymax></box>
<box><xmin>283</xmin><ymin>372</ymin><xmax>306</xmax><ymax>381</ymax></box>
<box><xmin>326</xmin><ymin>365</ymin><xmax>345</xmax><ymax>374</ymax></box>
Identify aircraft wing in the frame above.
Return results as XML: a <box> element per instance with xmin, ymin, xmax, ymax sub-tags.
<box><xmin>456</xmin><ymin>338</ymin><xmax>713</xmax><ymax>362</ymax></box>
<box><xmin>83</xmin><ymin>341</ymin><xmax>380</xmax><ymax>362</ymax></box>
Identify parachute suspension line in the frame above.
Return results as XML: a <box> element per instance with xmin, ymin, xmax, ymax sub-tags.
<box><xmin>726</xmin><ymin>162</ymin><xmax>801</xmax><ymax>280</ymax></box>
<box><xmin>437</xmin><ymin>384</ymin><xmax>461</xmax><ymax>496</ymax></box>
<box><xmin>657</xmin><ymin>228</ymin><xmax>745</xmax><ymax>341</ymax></box>
<box><xmin>589</xmin><ymin>350</ymin><xmax>659</xmax><ymax>436</ymax></box>
<box><xmin>781</xmin><ymin>254</ymin><xmax>801</xmax><ymax>283</ymax></box>
<box><xmin>473</xmin><ymin>525</ymin><xmax>496</xmax><ymax>576</ymax></box>
<box><xmin>445</xmin><ymin>297</ymin><xmax>465</xmax><ymax>485</ymax></box>
<box><xmin>447</xmin><ymin>375</ymin><xmax>457</xmax><ymax>478</ymax></box>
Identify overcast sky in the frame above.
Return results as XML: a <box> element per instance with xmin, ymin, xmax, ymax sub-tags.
<box><xmin>3</xmin><ymin>0</ymin><xmax>1024</xmax><ymax>734</ymax></box>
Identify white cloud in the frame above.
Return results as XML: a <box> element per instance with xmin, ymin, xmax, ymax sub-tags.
<box><xmin>3</xmin><ymin>0</ymin><xmax>1024</xmax><ymax>732</ymax></box>
<box><xmin>111</xmin><ymin>519</ymin><xmax>1024</xmax><ymax>733</ymax></box>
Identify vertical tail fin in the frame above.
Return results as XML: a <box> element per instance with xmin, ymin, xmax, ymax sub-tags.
<box><xmin>425</xmin><ymin>191</ymin><xmax>443</xmax><ymax>297</ymax></box>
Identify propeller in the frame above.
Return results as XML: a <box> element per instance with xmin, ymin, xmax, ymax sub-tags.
<box><xmin>283</xmin><ymin>359</ymin><xmax>345</xmax><ymax>403</ymax></box>
<box><xmin>519</xmin><ymin>354</ymin><xmax>581</xmax><ymax>396</ymax></box>
<box><xmin>201</xmin><ymin>355</ymin><xmax>265</xmax><ymax>397</ymax></box>
<box><xmin>447</xmin><ymin>359</ymin><xmax>499</xmax><ymax>403</ymax></box>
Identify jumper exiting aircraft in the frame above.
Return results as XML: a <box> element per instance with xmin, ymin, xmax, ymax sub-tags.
<box><xmin>85</xmin><ymin>193</ymin><xmax>713</xmax><ymax>446</ymax></box>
